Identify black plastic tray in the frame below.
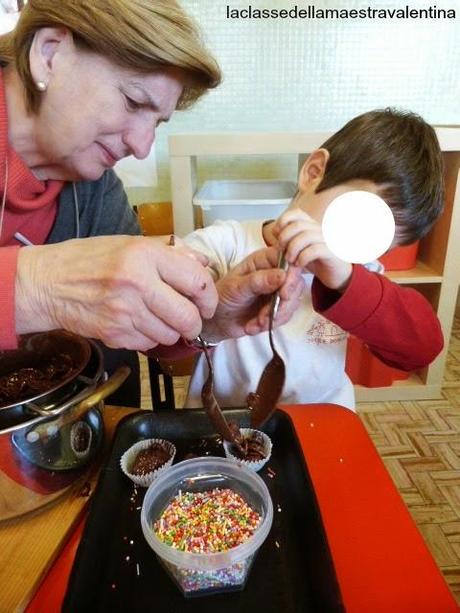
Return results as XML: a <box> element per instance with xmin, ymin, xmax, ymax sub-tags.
<box><xmin>64</xmin><ymin>409</ymin><xmax>344</xmax><ymax>612</ymax></box>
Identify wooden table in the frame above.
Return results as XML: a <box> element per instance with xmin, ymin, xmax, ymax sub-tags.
<box><xmin>2</xmin><ymin>405</ymin><xmax>457</xmax><ymax>612</ymax></box>
<box><xmin>0</xmin><ymin>406</ymin><xmax>139</xmax><ymax>613</ymax></box>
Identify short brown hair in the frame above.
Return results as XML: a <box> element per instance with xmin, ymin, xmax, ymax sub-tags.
<box><xmin>318</xmin><ymin>109</ymin><xmax>444</xmax><ymax>244</ymax></box>
<box><xmin>0</xmin><ymin>0</ymin><xmax>221</xmax><ymax>113</ymax></box>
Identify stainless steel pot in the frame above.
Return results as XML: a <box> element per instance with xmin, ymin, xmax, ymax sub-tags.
<box><xmin>0</xmin><ymin>335</ymin><xmax>130</xmax><ymax>521</ymax></box>
<box><xmin>0</xmin><ymin>330</ymin><xmax>92</xmax><ymax>410</ymax></box>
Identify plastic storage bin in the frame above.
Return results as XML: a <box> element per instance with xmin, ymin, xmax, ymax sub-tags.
<box><xmin>345</xmin><ymin>336</ymin><xmax>410</xmax><ymax>387</ymax></box>
<box><xmin>379</xmin><ymin>242</ymin><xmax>419</xmax><ymax>271</ymax></box>
<box><xmin>193</xmin><ymin>179</ymin><xmax>297</xmax><ymax>226</ymax></box>
<box><xmin>141</xmin><ymin>457</ymin><xmax>273</xmax><ymax>597</ymax></box>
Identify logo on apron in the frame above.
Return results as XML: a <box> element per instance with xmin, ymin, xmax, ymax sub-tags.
<box><xmin>306</xmin><ymin>317</ymin><xmax>347</xmax><ymax>345</ymax></box>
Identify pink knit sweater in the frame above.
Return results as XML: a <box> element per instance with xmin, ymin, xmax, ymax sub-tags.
<box><xmin>0</xmin><ymin>72</ymin><xmax>63</xmax><ymax>348</ymax></box>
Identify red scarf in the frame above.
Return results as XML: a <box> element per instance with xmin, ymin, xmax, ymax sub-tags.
<box><xmin>0</xmin><ymin>71</ymin><xmax>64</xmax><ymax>246</ymax></box>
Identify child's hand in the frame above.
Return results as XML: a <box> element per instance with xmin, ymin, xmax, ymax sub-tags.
<box><xmin>272</xmin><ymin>208</ymin><xmax>353</xmax><ymax>292</ymax></box>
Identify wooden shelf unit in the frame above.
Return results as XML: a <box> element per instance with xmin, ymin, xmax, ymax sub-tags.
<box><xmin>169</xmin><ymin>129</ymin><xmax>460</xmax><ymax>401</ymax></box>
<box><xmin>385</xmin><ymin>262</ymin><xmax>442</xmax><ymax>284</ymax></box>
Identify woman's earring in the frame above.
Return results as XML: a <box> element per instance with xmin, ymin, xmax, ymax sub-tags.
<box><xmin>36</xmin><ymin>81</ymin><xmax>47</xmax><ymax>92</ymax></box>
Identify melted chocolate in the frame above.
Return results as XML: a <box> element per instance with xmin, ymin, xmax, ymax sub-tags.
<box><xmin>229</xmin><ymin>428</ymin><xmax>267</xmax><ymax>462</ymax></box>
<box><xmin>201</xmin><ymin>382</ymin><xmax>240</xmax><ymax>445</ymax></box>
<box><xmin>199</xmin><ymin>342</ymin><xmax>242</xmax><ymax>451</ymax></box>
<box><xmin>131</xmin><ymin>444</ymin><xmax>171</xmax><ymax>476</ymax></box>
<box><xmin>248</xmin><ymin>353</ymin><xmax>285</xmax><ymax>428</ymax></box>
<box><xmin>0</xmin><ymin>353</ymin><xmax>75</xmax><ymax>405</ymax></box>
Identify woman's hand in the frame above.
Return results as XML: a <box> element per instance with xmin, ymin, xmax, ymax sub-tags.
<box><xmin>15</xmin><ymin>235</ymin><xmax>218</xmax><ymax>351</ymax></box>
<box><xmin>272</xmin><ymin>208</ymin><xmax>353</xmax><ymax>291</ymax></box>
<box><xmin>201</xmin><ymin>246</ymin><xmax>305</xmax><ymax>341</ymax></box>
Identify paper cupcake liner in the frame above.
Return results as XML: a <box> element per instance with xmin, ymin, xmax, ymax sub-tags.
<box><xmin>70</xmin><ymin>421</ymin><xmax>93</xmax><ymax>459</ymax></box>
<box><xmin>120</xmin><ymin>438</ymin><xmax>176</xmax><ymax>487</ymax></box>
<box><xmin>223</xmin><ymin>428</ymin><xmax>272</xmax><ymax>472</ymax></box>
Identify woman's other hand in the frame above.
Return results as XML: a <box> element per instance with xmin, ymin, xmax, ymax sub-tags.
<box><xmin>201</xmin><ymin>246</ymin><xmax>305</xmax><ymax>340</ymax></box>
<box><xmin>14</xmin><ymin>236</ymin><xmax>218</xmax><ymax>351</ymax></box>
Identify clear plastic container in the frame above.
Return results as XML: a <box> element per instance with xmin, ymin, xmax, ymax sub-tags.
<box><xmin>141</xmin><ymin>457</ymin><xmax>273</xmax><ymax>597</ymax></box>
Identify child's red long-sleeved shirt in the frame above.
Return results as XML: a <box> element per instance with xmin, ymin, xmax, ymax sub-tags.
<box><xmin>312</xmin><ymin>263</ymin><xmax>443</xmax><ymax>371</ymax></box>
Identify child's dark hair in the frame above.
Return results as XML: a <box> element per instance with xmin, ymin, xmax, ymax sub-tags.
<box><xmin>318</xmin><ymin>109</ymin><xmax>444</xmax><ymax>244</ymax></box>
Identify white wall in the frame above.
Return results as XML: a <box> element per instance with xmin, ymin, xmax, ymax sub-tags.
<box><xmin>1</xmin><ymin>1</ymin><xmax>458</xmax><ymax>204</ymax></box>
<box><xmin>131</xmin><ymin>0</ymin><xmax>458</xmax><ymax>204</ymax></box>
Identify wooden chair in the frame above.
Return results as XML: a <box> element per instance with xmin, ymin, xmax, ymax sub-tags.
<box><xmin>136</xmin><ymin>201</ymin><xmax>174</xmax><ymax>237</ymax></box>
<box><xmin>135</xmin><ymin>202</ymin><xmax>196</xmax><ymax>410</ymax></box>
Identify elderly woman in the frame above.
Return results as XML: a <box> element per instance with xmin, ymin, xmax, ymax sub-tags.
<box><xmin>0</xmin><ymin>1</ymin><xmax>302</xmax><ymax>403</ymax></box>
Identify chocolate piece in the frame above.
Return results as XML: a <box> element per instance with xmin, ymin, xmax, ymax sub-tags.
<box><xmin>72</xmin><ymin>422</ymin><xmax>91</xmax><ymax>452</ymax></box>
<box><xmin>228</xmin><ymin>421</ymin><xmax>241</xmax><ymax>441</ymax></box>
<box><xmin>79</xmin><ymin>481</ymin><xmax>92</xmax><ymax>497</ymax></box>
<box><xmin>183</xmin><ymin>452</ymin><xmax>199</xmax><ymax>461</ymax></box>
<box><xmin>0</xmin><ymin>353</ymin><xmax>75</xmax><ymax>405</ymax></box>
<box><xmin>70</xmin><ymin>421</ymin><xmax>93</xmax><ymax>458</ymax></box>
<box><xmin>230</xmin><ymin>430</ymin><xmax>267</xmax><ymax>462</ymax></box>
<box><xmin>131</xmin><ymin>443</ymin><xmax>171</xmax><ymax>476</ymax></box>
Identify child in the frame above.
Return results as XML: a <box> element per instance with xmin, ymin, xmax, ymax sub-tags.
<box><xmin>183</xmin><ymin>108</ymin><xmax>444</xmax><ymax>410</ymax></box>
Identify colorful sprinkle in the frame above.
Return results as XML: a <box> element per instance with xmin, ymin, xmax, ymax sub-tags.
<box><xmin>154</xmin><ymin>488</ymin><xmax>261</xmax><ymax>554</ymax></box>
<box><xmin>162</xmin><ymin>558</ymin><xmax>251</xmax><ymax>592</ymax></box>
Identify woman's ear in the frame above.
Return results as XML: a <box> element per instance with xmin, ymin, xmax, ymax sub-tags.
<box><xmin>29</xmin><ymin>27</ymin><xmax>70</xmax><ymax>89</ymax></box>
<box><xmin>298</xmin><ymin>148</ymin><xmax>330</xmax><ymax>193</ymax></box>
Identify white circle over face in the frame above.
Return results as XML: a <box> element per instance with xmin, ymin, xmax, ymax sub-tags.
<box><xmin>322</xmin><ymin>191</ymin><xmax>395</xmax><ymax>264</ymax></box>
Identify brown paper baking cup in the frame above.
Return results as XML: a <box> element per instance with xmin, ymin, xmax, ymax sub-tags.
<box><xmin>120</xmin><ymin>438</ymin><xmax>176</xmax><ymax>487</ymax></box>
<box><xmin>223</xmin><ymin>428</ymin><xmax>272</xmax><ymax>472</ymax></box>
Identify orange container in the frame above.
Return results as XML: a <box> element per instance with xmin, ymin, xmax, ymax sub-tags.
<box><xmin>345</xmin><ymin>336</ymin><xmax>410</xmax><ymax>387</ymax></box>
<box><xmin>379</xmin><ymin>242</ymin><xmax>419</xmax><ymax>271</ymax></box>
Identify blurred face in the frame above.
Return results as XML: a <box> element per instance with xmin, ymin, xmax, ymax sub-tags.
<box><xmin>292</xmin><ymin>154</ymin><xmax>401</xmax><ymax>249</ymax></box>
<box><xmin>29</xmin><ymin>30</ymin><xmax>184</xmax><ymax>181</ymax></box>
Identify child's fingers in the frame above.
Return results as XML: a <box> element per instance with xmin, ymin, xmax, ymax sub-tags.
<box><xmin>276</xmin><ymin>207</ymin><xmax>315</xmax><ymax>227</ymax></box>
<box><xmin>273</xmin><ymin>208</ymin><xmax>316</xmax><ymax>236</ymax></box>
<box><xmin>277</xmin><ymin>219</ymin><xmax>319</xmax><ymax>250</ymax></box>
<box><xmin>283</xmin><ymin>227</ymin><xmax>324</xmax><ymax>265</ymax></box>
<box><xmin>295</xmin><ymin>242</ymin><xmax>331</xmax><ymax>269</ymax></box>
